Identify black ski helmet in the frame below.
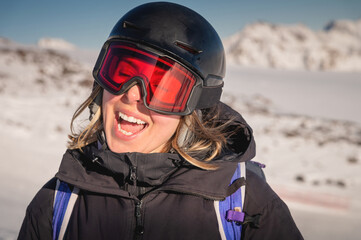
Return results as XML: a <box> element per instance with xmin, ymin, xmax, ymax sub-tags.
<box><xmin>93</xmin><ymin>2</ymin><xmax>225</xmax><ymax>112</ymax></box>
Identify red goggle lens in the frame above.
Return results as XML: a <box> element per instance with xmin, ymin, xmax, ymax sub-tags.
<box><xmin>96</xmin><ymin>42</ymin><xmax>197</xmax><ymax>113</ymax></box>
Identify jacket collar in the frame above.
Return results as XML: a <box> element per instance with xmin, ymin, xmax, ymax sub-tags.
<box><xmin>87</xmin><ymin>143</ymin><xmax>184</xmax><ymax>186</ymax></box>
<box><xmin>56</xmin><ymin>146</ymin><xmax>239</xmax><ymax>200</ymax></box>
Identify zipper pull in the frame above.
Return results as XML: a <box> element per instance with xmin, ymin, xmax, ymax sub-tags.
<box><xmin>130</xmin><ymin>166</ymin><xmax>137</xmax><ymax>186</ymax></box>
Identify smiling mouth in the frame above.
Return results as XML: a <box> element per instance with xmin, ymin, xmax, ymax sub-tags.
<box><xmin>117</xmin><ymin>112</ymin><xmax>147</xmax><ymax>136</ymax></box>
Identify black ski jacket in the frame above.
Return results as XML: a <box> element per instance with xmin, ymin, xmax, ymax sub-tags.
<box><xmin>18</xmin><ymin>103</ymin><xmax>303</xmax><ymax>240</ymax></box>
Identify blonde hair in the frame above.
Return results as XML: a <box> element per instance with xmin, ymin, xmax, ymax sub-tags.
<box><xmin>68</xmin><ymin>85</ymin><xmax>103</xmax><ymax>149</ymax></box>
<box><xmin>68</xmin><ymin>86</ymin><xmax>230</xmax><ymax>170</ymax></box>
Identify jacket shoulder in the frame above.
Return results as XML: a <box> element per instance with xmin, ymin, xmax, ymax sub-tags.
<box><xmin>18</xmin><ymin>178</ymin><xmax>57</xmax><ymax>240</ymax></box>
<box><xmin>243</xmin><ymin>170</ymin><xmax>303</xmax><ymax>240</ymax></box>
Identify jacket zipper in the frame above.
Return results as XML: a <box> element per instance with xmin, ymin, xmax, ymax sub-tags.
<box><xmin>129</xmin><ymin>165</ymin><xmax>143</xmax><ymax>240</ymax></box>
<box><xmin>134</xmin><ymin>199</ymin><xmax>144</xmax><ymax>240</ymax></box>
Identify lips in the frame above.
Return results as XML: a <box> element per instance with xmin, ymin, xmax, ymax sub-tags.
<box><xmin>117</xmin><ymin>111</ymin><xmax>147</xmax><ymax>136</ymax></box>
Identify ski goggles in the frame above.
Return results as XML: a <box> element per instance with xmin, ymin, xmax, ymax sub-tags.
<box><xmin>93</xmin><ymin>41</ymin><xmax>205</xmax><ymax>115</ymax></box>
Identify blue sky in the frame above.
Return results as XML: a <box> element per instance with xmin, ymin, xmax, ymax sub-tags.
<box><xmin>1</xmin><ymin>0</ymin><xmax>360</xmax><ymax>50</ymax></box>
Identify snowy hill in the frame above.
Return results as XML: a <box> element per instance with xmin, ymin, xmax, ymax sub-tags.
<box><xmin>0</xmin><ymin>37</ymin><xmax>94</xmax><ymax>96</ymax></box>
<box><xmin>38</xmin><ymin>37</ymin><xmax>76</xmax><ymax>50</ymax></box>
<box><xmin>224</xmin><ymin>19</ymin><xmax>361</xmax><ymax>71</ymax></box>
<box><xmin>0</xmin><ymin>37</ymin><xmax>361</xmax><ymax>239</ymax></box>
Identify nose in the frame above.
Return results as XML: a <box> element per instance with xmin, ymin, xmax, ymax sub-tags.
<box><xmin>122</xmin><ymin>84</ymin><xmax>142</xmax><ymax>103</ymax></box>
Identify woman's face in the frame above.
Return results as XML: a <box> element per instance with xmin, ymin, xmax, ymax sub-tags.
<box><xmin>102</xmin><ymin>85</ymin><xmax>181</xmax><ymax>153</ymax></box>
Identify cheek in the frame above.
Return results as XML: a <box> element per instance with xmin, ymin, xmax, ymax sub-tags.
<box><xmin>151</xmin><ymin>114</ymin><xmax>181</xmax><ymax>138</ymax></box>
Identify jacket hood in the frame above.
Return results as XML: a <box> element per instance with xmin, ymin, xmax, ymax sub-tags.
<box><xmin>216</xmin><ymin>102</ymin><xmax>256</xmax><ymax>162</ymax></box>
<box><xmin>55</xmin><ymin>102</ymin><xmax>255</xmax><ymax>200</ymax></box>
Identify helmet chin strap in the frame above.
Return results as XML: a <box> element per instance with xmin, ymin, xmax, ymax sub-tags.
<box><xmin>87</xmin><ymin>88</ymin><xmax>109</xmax><ymax>150</ymax></box>
<box><xmin>89</xmin><ymin>88</ymin><xmax>103</xmax><ymax>121</ymax></box>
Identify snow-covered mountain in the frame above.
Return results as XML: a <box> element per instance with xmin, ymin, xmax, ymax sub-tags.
<box><xmin>224</xmin><ymin>19</ymin><xmax>361</xmax><ymax>71</ymax></box>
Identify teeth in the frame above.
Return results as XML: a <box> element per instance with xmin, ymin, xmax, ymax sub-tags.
<box><xmin>118</xmin><ymin>112</ymin><xmax>146</xmax><ymax>125</ymax></box>
<box><xmin>118</xmin><ymin>124</ymin><xmax>133</xmax><ymax>136</ymax></box>
<box><xmin>117</xmin><ymin>111</ymin><xmax>146</xmax><ymax>136</ymax></box>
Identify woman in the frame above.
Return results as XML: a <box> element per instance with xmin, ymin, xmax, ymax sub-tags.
<box><xmin>18</xmin><ymin>2</ymin><xmax>303</xmax><ymax>240</ymax></box>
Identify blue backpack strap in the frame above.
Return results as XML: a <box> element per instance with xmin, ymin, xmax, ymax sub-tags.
<box><xmin>214</xmin><ymin>162</ymin><xmax>246</xmax><ymax>239</ymax></box>
<box><xmin>52</xmin><ymin>179</ymin><xmax>79</xmax><ymax>240</ymax></box>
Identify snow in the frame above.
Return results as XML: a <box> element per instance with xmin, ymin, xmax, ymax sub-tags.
<box><xmin>225</xmin><ymin>65</ymin><xmax>361</xmax><ymax>123</ymax></box>
<box><xmin>1</xmin><ymin>33</ymin><xmax>361</xmax><ymax>240</ymax></box>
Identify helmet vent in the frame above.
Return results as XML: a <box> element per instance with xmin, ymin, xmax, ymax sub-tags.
<box><xmin>174</xmin><ymin>41</ymin><xmax>202</xmax><ymax>55</ymax></box>
<box><xmin>122</xmin><ymin>21</ymin><xmax>143</xmax><ymax>31</ymax></box>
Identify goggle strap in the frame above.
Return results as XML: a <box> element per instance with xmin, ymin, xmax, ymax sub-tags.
<box><xmin>196</xmin><ymin>86</ymin><xmax>223</xmax><ymax>109</ymax></box>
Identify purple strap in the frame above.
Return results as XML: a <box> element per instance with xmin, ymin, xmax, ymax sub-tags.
<box><xmin>226</xmin><ymin>210</ymin><xmax>245</xmax><ymax>223</ymax></box>
<box><xmin>218</xmin><ymin>163</ymin><xmax>243</xmax><ymax>239</ymax></box>
<box><xmin>52</xmin><ymin>181</ymin><xmax>72</xmax><ymax>240</ymax></box>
